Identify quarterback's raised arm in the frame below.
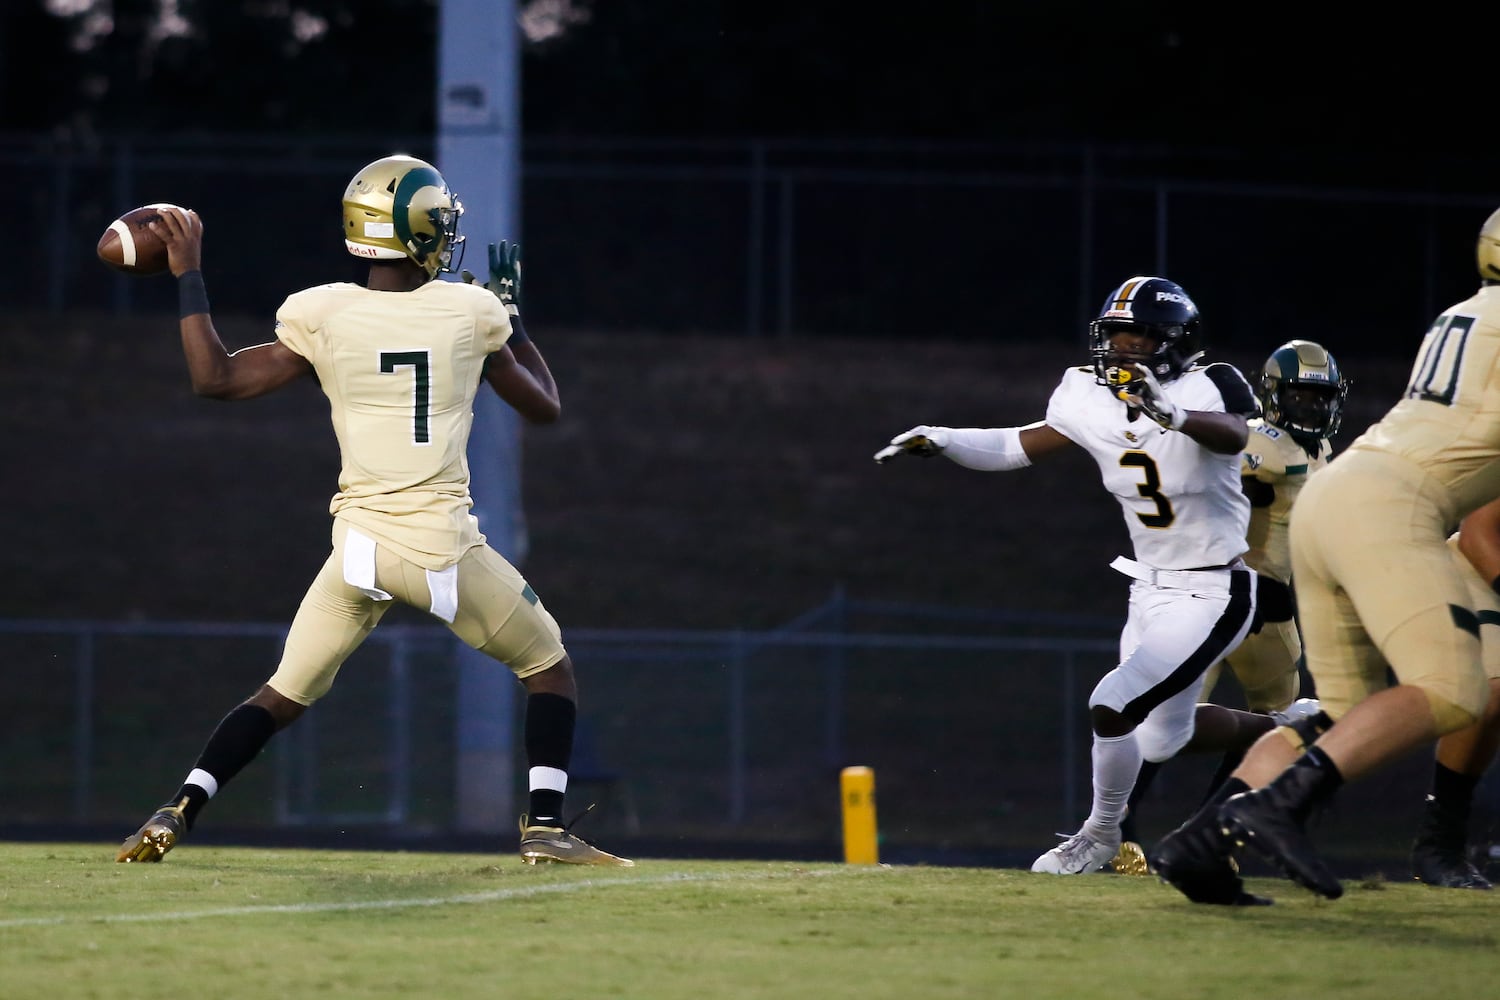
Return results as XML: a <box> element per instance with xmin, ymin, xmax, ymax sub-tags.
<box><xmin>463</xmin><ymin>240</ymin><xmax>562</xmax><ymax>424</ymax></box>
<box><xmin>484</xmin><ymin>320</ymin><xmax>561</xmax><ymax>425</ymax></box>
<box><xmin>152</xmin><ymin>207</ymin><xmax>312</xmax><ymax>400</ymax></box>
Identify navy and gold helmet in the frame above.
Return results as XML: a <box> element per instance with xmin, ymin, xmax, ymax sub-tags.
<box><xmin>1089</xmin><ymin>276</ymin><xmax>1204</xmax><ymax>388</ymax></box>
<box><xmin>341</xmin><ymin>154</ymin><xmax>465</xmax><ymax>278</ymax></box>
<box><xmin>1258</xmin><ymin>340</ymin><xmax>1349</xmax><ymax>443</ymax></box>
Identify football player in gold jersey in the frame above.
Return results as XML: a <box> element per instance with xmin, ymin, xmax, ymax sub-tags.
<box><xmin>115</xmin><ymin>154</ymin><xmax>631</xmax><ymax>868</ymax></box>
<box><xmin>1115</xmin><ymin>341</ymin><xmax>1346</xmax><ymax>874</ymax></box>
<box><xmin>1153</xmin><ymin>206</ymin><xmax>1500</xmax><ymax>902</ymax></box>
<box><xmin>1220</xmin><ymin>340</ymin><xmax>1346</xmax><ymax>716</ymax></box>
<box><xmin>1411</xmin><ymin>500</ymin><xmax>1500</xmax><ymax>888</ymax></box>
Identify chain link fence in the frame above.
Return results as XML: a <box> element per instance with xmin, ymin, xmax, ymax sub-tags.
<box><xmin>4</xmin><ymin>132</ymin><xmax>1496</xmax><ymax>351</ymax></box>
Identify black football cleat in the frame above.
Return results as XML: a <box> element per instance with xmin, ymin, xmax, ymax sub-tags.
<box><xmin>1150</xmin><ymin>816</ymin><xmax>1272</xmax><ymax>906</ymax></box>
<box><xmin>1411</xmin><ymin>836</ymin><xmax>1493</xmax><ymax>890</ymax></box>
<box><xmin>1219</xmin><ymin>788</ymin><xmax>1343</xmax><ymax>900</ymax></box>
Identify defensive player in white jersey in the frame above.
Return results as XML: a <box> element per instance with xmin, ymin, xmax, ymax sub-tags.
<box><xmin>1153</xmin><ymin>207</ymin><xmax>1500</xmax><ymax>903</ymax></box>
<box><xmin>1115</xmin><ymin>341</ymin><xmax>1347</xmax><ymax>872</ymax></box>
<box><xmin>876</xmin><ymin>276</ymin><xmax>1264</xmax><ymax>880</ymax></box>
<box><xmin>115</xmin><ymin>155</ymin><xmax>631</xmax><ymax>868</ymax></box>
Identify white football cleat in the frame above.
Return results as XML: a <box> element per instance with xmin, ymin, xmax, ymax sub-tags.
<box><xmin>1031</xmin><ymin>831</ymin><xmax>1120</xmax><ymax>875</ymax></box>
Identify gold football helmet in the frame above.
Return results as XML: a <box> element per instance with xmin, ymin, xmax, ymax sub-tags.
<box><xmin>1479</xmin><ymin>206</ymin><xmax>1500</xmax><ymax>283</ymax></box>
<box><xmin>342</xmin><ymin>154</ymin><xmax>465</xmax><ymax>278</ymax></box>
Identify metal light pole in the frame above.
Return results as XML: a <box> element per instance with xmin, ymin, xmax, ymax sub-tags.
<box><xmin>437</xmin><ymin>0</ymin><xmax>523</xmax><ymax>833</ymax></box>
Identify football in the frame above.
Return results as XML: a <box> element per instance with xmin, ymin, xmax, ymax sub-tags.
<box><xmin>96</xmin><ymin>203</ymin><xmax>183</xmax><ymax>276</ymax></box>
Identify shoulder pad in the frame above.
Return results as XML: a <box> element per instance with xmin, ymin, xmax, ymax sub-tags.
<box><xmin>1255</xmin><ymin>423</ymin><xmax>1285</xmax><ymax>441</ymax></box>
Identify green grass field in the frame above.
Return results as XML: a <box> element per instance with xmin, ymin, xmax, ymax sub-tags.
<box><xmin>1</xmin><ymin>844</ymin><xmax>1492</xmax><ymax>999</ymax></box>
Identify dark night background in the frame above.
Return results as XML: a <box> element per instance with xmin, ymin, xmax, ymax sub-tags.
<box><xmin>3</xmin><ymin>2</ymin><xmax>1496</xmax><ymax>166</ymax></box>
<box><xmin>6</xmin><ymin>0</ymin><xmax>1500</xmax><ymax>649</ymax></box>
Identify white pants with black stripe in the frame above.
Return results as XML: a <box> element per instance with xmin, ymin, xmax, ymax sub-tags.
<box><xmin>1092</xmin><ymin>563</ymin><xmax>1258</xmax><ymax>761</ymax></box>
<box><xmin>1069</xmin><ymin>563</ymin><xmax>1258</xmax><ymax>847</ymax></box>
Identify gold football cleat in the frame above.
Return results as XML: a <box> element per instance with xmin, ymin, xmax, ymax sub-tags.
<box><xmin>519</xmin><ymin>813</ymin><xmax>634</xmax><ymax>867</ymax></box>
<box><xmin>1111</xmin><ymin>840</ymin><xmax>1152</xmax><ymax>876</ymax></box>
<box><xmin>116</xmin><ymin>796</ymin><xmax>190</xmax><ymax>863</ymax></box>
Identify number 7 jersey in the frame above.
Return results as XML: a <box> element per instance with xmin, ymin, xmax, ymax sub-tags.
<box><xmin>1044</xmin><ymin>363</ymin><xmax>1259</xmax><ymax>570</ymax></box>
<box><xmin>273</xmin><ymin>278</ymin><xmax>514</xmax><ymax>570</ymax></box>
<box><xmin>1347</xmin><ymin>284</ymin><xmax>1500</xmax><ymax>521</ymax></box>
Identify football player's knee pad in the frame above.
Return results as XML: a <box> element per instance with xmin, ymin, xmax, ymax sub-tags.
<box><xmin>1135</xmin><ymin>725</ymin><xmax>1191</xmax><ymax>763</ymax></box>
<box><xmin>1275</xmin><ymin>709</ymin><xmax>1335</xmax><ymax>754</ymax></box>
<box><xmin>1382</xmin><ymin>603</ymin><xmax>1488</xmax><ymax>732</ymax></box>
<box><xmin>1421</xmin><ymin>683</ymin><xmax>1485</xmax><ymax>735</ymax></box>
<box><xmin>1226</xmin><ymin>620</ymin><xmax>1301</xmax><ymax>713</ymax></box>
<box><xmin>1224</xmin><ymin>632</ymin><xmax>1300</xmax><ymax>713</ymax></box>
<box><xmin>1390</xmin><ymin>650</ymin><xmax>1488</xmax><ymax>735</ymax></box>
<box><xmin>1133</xmin><ymin>701</ymin><xmax>1197</xmax><ymax>762</ymax></box>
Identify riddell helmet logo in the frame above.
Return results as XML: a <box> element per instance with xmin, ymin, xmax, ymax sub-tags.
<box><xmin>1155</xmin><ymin>291</ymin><xmax>1190</xmax><ymax>304</ymax></box>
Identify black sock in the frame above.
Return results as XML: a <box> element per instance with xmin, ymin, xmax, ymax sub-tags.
<box><xmin>179</xmin><ymin>704</ymin><xmax>277</xmax><ymax>829</ymax></box>
<box><xmin>1299</xmin><ymin>745</ymin><xmax>1344</xmax><ymax>789</ymax></box>
<box><xmin>1192</xmin><ymin>776</ymin><xmax>1250</xmax><ymax>828</ymax></box>
<box><xmin>1421</xmin><ymin>762</ymin><xmax>1480</xmax><ymax>841</ymax></box>
<box><xmin>1276</xmin><ymin>745</ymin><xmax>1343</xmax><ymax>821</ymax></box>
<box><xmin>1428</xmin><ymin>762</ymin><xmax>1480</xmax><ymax>821</ymax></box>
<box><xmin>164</xmin><ymin>786</ymin><xmax>211</xmax><ymax>830</ymax></box>
<box><xmin>1121</xmin><ymin>760</ymin><xmax>1163</xmax><ymax>842</ymax></box>
<box><xmin>1160</xmin><ymin>777</ymin><xmax>1249</xmax><ymax>843</ymax></box>
<box><xmin>525</xmin><ymin>693</ymin><xmax>576</xmax><ymax>823</ymax></box>
<box><xmin>1198</xmin><ymin>747</ymin><xmax>1249</xmax><ymax>809</ymax></box>
<box><xmin>1209</xmin><ymin>776</ymin><xmax>1251</xmax><ymax>809</ymax></box>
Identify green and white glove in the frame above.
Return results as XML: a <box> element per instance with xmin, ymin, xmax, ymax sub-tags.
<box><xmin>462</xmin><ymin>240</ymin><xmax>522</xmax><ymax>315</ymax></box>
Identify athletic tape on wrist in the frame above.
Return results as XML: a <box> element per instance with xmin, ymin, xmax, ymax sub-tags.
<box><xmin>178</xmin><ymin>270</ymin><xmax>210</xmax><ymax>318</ymax></box>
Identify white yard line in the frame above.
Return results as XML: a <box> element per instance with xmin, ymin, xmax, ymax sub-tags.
<box><xmin>0</xmin><ymin>865</ymin><xmax>887</xmax><ymax>929</ymax></box>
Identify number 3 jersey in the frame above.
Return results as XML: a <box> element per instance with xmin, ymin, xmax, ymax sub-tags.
<box><xmin>1044</xmin><ymin>363</ymin><xmax>1259</xmax><ymax>570</ymax></box>
<box><xmin>1345</xmin><ymin>283</ymin><xmax>1500</xmax><ymax>522</ymax></box>
<box><xmin>273</xmin><ymin>279</ymin><xmax>515</xmax><ymax>571</ymax></box>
